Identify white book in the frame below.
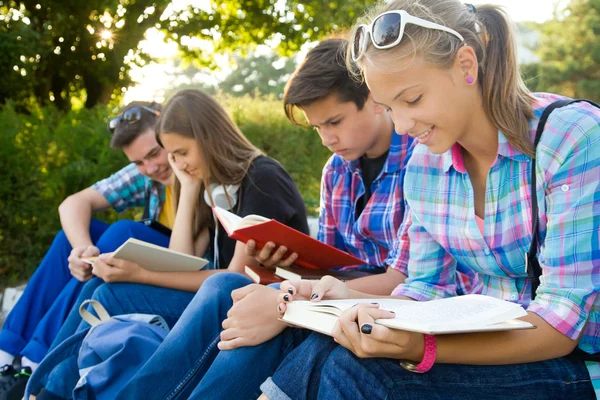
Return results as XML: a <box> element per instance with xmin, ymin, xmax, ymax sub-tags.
<box><xmin>81</xmin><ymin>238</ymin><xmax>209</xmax><ymax>272</ymax></box>
<box><xmin>281</xmin><ymin>294</ymin><xmax>534</xmax><ymax>336</ymax></box>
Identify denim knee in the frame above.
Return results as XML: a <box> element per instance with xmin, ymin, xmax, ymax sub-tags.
<box><xmin>201</xmin><ymin>272</ymin><xmax>253</xmax><ymax>298</ymax></box>
<box><xmin>95</xmin><ymin>220</ymin><xmax>138</xmax><ymax>249</ymax></box>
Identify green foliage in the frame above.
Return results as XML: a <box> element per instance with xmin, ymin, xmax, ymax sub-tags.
<box><xmin>532</xmin><ymin>0</ymin><xmax>600</xmax><ymax>101</ymax></box>
<box><xmin>1</xmin><ymin>0</ymin><xmax>373</xmax><ymax>111</ymax></box>
<box><xmin>219</xmin><ymin>53</ymin><xmax>297</xmax><ymax>98</ymax></box>
<box><xmin>0</xmin><ymin>94</ymin><xmax>328</xmax><ymax>282</ymax></box>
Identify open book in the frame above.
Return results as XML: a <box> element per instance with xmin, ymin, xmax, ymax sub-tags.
<box><xmin>81</xmin><ymin>238</ymin><xmax>209</xmax><ymax>272</ymax></box>
<box><xmin>213</xmin><ymin>206</ymin><xmax>364</xmax><ymax>270</ymax></box>
<box><xmin>281</xmin><ymin>294</ymin><xmax>534</xmax><ymax>336</ymax></box>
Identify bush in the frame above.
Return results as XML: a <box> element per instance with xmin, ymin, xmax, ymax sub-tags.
<box><xmin>0</xmin><ymin>94</ymin><xmax>329</xmax><ymax>282</ymax></box>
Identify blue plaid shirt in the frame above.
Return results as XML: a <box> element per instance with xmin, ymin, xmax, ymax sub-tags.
<box><xmin>318</xmin><ymin>132</ymin><xmax>414</xmax><ymax>271</ymax></box>
<box><xmin>92</xmin><ymin>163</ymin><xmax>165</xmax><ymax>220</ymax></box>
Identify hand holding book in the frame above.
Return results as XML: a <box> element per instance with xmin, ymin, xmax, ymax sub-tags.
<box><xmin>276</xmin><ymin>276</ymin><xmax>351</xmax><ymax>316</ymax></box>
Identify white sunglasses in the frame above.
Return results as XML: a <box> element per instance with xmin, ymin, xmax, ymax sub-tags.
<box><xmin>352</xmin><ymin>10</ymin><xmax>465</xmax><ymax>62</ymax></box>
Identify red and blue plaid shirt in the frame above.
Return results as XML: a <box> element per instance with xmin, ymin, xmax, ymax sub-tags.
<box><xmin>317</xmin><ymin>132</ymin><xmax>414</xmax><ymax>271</ymax></box>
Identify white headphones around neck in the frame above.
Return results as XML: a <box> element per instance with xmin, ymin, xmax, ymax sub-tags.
<box><xmin>203</xmin><ymin>182</ymin><xmax>240</xmax><ymax>211</ymax></box>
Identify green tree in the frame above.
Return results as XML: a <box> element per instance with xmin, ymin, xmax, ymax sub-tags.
<box><xmin>218</xmin><ymin>53</ymin><xmax>297</xmax><ymax>98</ymax></box>
<box><xmin>532</xmin><ymin>0</ymin><xmax>600</xmax><ymax>101</ymax></box>
<box><xmin>1</xmin><ymin>0</ymin><xmax>373</xmax><ymax>111</ymax></box>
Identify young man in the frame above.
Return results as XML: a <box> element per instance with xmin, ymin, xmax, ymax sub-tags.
<box><xmin>110</xmin><ymin>38</ymin><xmax>415</xmax><ymax>400</ymax></box>
<box><xmin>0</xmin><ymin>102</ymin><xmax>173</xmax><ymax>399</ymax></box>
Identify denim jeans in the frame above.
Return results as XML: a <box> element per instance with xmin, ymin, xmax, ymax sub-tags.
<box><xmin>0</xmin><ymin>219</ymin><xmax>169</xmax><ymax>363</ymax></box>
<box><xmin>265</xmin><ymin>334</ymin><xmax>596</xmax><ymax>400</ymax></box>
<box><xmin>48</xmin><ymin>220</ymin><xmax>171</xmax><ymax>353</ymax></box>
<box><xmin>262</xmin><ymin>333</ymin><xmax>338</xmax><ymax>400</ymax></box>
<box><xmin>115</xmin><ymin>272</ymin><xmax>252</xmax><ymax>399</ymax></box>
<box><xmin>189</xmin><ymin>325</ymin><xmax>309</xmax><ymax>400</ymax></box>
<box><xmin>43</xmin><ymin>281</ymin><xmax>195</xmax><ymax>398</ymax></box>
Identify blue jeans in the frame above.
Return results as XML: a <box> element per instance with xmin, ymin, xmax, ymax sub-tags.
<box><xmin>116</xmin><ymin>272</ymin><xmax>252</xmax><ymax>399</ymax></box>
<box><xmin>0</xmin><ymin>219</ymin><xmax>169</xmax><ymax>362</ymax></box>
<box><xmin>265</xmin><ymin>334</ymin><xmax>596</xmax><ymax>400</ymax></box>
<box><xmin>191</xmin><ymin>326</ymin><xmax>309</xmax><ymax>400</ymax></box>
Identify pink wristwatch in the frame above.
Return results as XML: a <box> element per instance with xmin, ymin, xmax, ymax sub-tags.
<box><xmin>399</xmin><ymin>334</ymin><xmax>437</xmax><ymax>373</ymax></box>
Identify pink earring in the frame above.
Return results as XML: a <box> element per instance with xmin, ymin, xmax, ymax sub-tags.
<box><xmin>466</xmin><ymin>77</ymin><xmax>474</xmax><ymax>84</ymax></box>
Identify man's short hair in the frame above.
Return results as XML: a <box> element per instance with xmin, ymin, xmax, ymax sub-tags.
<box><xmin>110</xmin><ymin>101</ymin><xmax>162</xmax><ymax>149</ymax></box>
<box><xmin>283</xmin><ymin>38</ymin><xmax>370</xmax><ymax>125</ymax></box>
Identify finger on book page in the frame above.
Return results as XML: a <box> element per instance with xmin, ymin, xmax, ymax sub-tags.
<box><xmin>309</xmin><ymin>275</ymin><xmax>344</xmax><ymax>302</ymax></box>
<box><xmin>280</xmin><ymin>279</ymin><xmax>309</xmax><ymax>297</ymax></box>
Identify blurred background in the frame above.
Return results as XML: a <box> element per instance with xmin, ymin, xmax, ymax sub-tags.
<box><xmin>1</xmin><ymin>0</ymin><xmax>598</xmax><ymax>283</ymax></box>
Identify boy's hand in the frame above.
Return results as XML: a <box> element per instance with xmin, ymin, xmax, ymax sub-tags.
<box><xmin>68</xmin><ymin>245</ymin><xmax>99</xmax><ymax>282</ymax></box>
<box><xmin>218</xmin><ymin>285</ymin><xmax>287</xmax><ymax>350</ymax></box>
<box><xmin>244</xmin><ymin>240</ymin><xmax>298</xmax><ymax>268</ymax></box>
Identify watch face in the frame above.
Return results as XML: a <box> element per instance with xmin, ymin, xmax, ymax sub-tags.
<box><xmin>399</xmin><ymin>361</ymin><xmax>418</xmax><ymax>371</ymax></box>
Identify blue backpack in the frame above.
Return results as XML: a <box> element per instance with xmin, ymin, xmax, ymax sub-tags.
<box><xmin>26</xmin><ymin>300</ymin><xmax>169</xmax><ymax>399</ymax></box>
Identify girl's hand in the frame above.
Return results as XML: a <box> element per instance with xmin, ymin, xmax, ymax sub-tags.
<box><xmin>168</xmin><ymin>153</ymin><xmax>201</xmax><ymax>191</ymax></box>
<box><xmin>91</xmin><ymin>253</ymin><xmax>149</xmax><ymax>283</ymax></box>
<box><xmin>276</xmin><ymin>276</ymin><xmax>349</xmax><ymax>316</ymax></box>
<box><xmin>333</xmin><ymin>303</ymin><xmax>424</xmax><ymax>361</ymax></box>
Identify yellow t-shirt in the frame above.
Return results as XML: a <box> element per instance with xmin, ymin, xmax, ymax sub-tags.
<box><xmin>158</xmin><ymin>186</ymin><xmax>175</xmax><ymax>229</ymax></box>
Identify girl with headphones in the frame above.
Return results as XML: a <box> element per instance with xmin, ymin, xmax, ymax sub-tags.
<box><xmin>76</xmin><ymin>89</ymin><xmax>309</xmax><ymax>326</ymax></box>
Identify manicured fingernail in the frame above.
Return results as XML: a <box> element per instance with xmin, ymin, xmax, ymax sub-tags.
<box><xmin>287</xmin><ymin>287</ymin><xmax>294</xmax><ymax>294</ymax></box>
<box><xmin>291</xmin><ymin>254</ymin><xmax>298</xmax><ymax>259</ymax></box>
<box><xmin>311</xmin><ymin>293</ymin><xmax>319</xmax><ymax>300</ymax></box>
<box><xmin>360</xmin><ymin>324</ymin><xmax>373</xmax><ymax>334</ymax></box>
<box><xmin>283</xmin><ymin>294</ymin><xmax>290</xmax><ymax>302</ymax></box>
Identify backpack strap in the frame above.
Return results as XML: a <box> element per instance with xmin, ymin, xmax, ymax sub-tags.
<box><xmin>79</xmin><ymin>300</ymin><xmax>111</xmax><ymax>327</ymax></box>
<box><xmin>528</xmin><ymin>99</ymin><xmax>600</xmax><ymax>300</ymax></box>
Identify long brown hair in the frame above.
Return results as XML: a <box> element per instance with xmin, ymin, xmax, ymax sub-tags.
<box><xmin>348</xmin><ymin>0</ymin><xmax>536</xmax><ymax>157</ymax></box>
<box><xmin>156</xmin><ymin>89</ymin><xmax>263</xmax><ymax>238</ymax></box>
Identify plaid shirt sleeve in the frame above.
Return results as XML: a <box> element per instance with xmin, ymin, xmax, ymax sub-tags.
<box><xmin>527</xmin><ymin>104</ymin><xmax>600</xmax><ymax>341</ymax></box>
<box><xmin>91</xmin><ymin>163</ymin><xmax>149</xmax><ymax>213</ymax></box>
<box><xmin>389</xmin><ymin>208</ymin><xmax>459</xmax><ymax>300</ymax></box>
<box><xmin>317</xmin><ymin>161</ymin><xmax>348</xmax><ymax>251</ymax></box>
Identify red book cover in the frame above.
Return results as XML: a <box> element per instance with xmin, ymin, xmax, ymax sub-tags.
<box><xmin>244</xmin><ymin>265</ymin><xmax>284</xmax><ymax>285</ymax></box>
<box><xmin>213</xmin><ymin>206</ymin><xmax>364</xmax><ymax>270</ymax></box>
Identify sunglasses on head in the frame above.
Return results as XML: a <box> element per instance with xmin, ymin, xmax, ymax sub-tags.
<box><xmin>351</xmin><ymin>10</ymin><xmax>465</xmax><ymax>62</ymax></box>
<box><xmin>107</xmin><ymin>106</ymin><xmax>160</xmax><ymax>134</ymax></box>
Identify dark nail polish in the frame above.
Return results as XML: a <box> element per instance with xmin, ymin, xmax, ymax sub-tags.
<box><xmin>287</xmin><ymin>287</ymin><xmax>294</xmax><ymax>294</ymax></box>
<box><xmin>283</xmin><ymin>294</ymin><xmax>290</xmax><ymax>302</ymax></box>
<box><xmin>361</xmin><ymin>324</ymin><xmax>373</xmax><ymax>334</ymax></box>
<box><xmin>311</xmin><ymin>293</ymin><xmax>319</xmax><ymax>300</ymax></box>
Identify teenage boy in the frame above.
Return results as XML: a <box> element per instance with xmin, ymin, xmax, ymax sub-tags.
<box><xmin>0</xmin><ymin>102</ymin><xmax>173</xmax><ymax>399</ymax></box>
<box><xmin>111</xmin><ymin>38</ymin><xmax>415</xmax><ymax>400</ymax></box>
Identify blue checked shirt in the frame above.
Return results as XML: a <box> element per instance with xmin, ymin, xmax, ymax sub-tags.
<box><xmin>317</xmin><ymin>132</ymin><xmax>414</xmax><ymax>271</ymax></box>
<box><xmin>387</xmin><ymin>93</ymin><xmax>600</xmax><ymax>394</ymax></box>
<box><xmin>92</xmin><ymin>163</ymin><xmax>165</xmax><ymax>219</ymax></box>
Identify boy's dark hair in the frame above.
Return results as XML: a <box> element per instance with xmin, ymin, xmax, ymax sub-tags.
<box><xmin>283</xmin><ymin>38</ymin><xmax>370</xmax><ymax>125</ymax></box>
<box><xmin>110</xmin><ymin>101</ymin><xmax>162</xmax><ymax>149</ymax></box>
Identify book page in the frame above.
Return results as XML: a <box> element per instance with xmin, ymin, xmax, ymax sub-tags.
<box><xmin>113</xmin><ymin>238</ymin><xmax>209</xmax><ymax>272</ymax></box>
<box><xmin>305</xmin><ymin>295</ymin><xmax>527</xmax><ymax>333</ymax></box>
<box><xmin>237</xmin><ymin>214</ymin><xmax>270</xmax><ymax>229</ymax></box>
<box><xmin>212</xmin><ymin>206</ymin><xmax>241</xmax><ymax>234</ymax></box>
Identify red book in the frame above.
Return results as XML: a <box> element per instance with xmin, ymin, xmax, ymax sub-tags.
<box><xmin>244</xmin><ymin>265</ymin><xmax>284</xmax><ymax>285</ymax></box>
<box><xmin>213</xmin><ymin>206</ymin><xmax>364</xmax><ymax>270</ymax></box>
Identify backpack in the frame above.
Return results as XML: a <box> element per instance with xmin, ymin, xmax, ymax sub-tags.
<box><xmin>527</xmin><ymin>98</ymin><xmax>600</xmax><ymax>361</ymax></box>
<box><xmin>26</xmin><ymin>300</ymin><xmax>169</xmax><ymax>399</ymax></box>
